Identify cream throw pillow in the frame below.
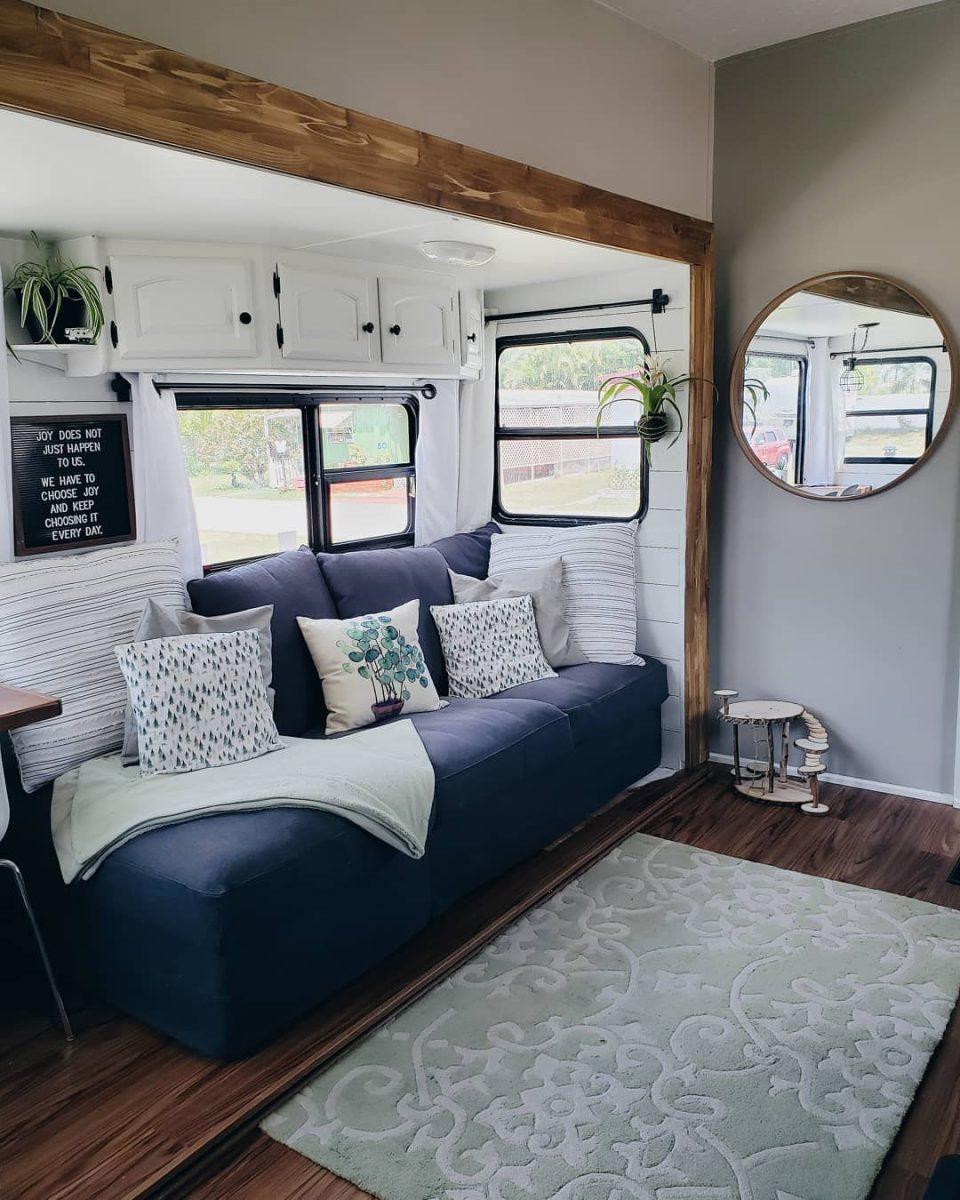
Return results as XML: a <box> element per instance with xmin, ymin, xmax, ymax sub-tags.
<box><xmin>298</xmin><ymin>599</ymin><xmax>442</xmax><ymax>734</ymax></box>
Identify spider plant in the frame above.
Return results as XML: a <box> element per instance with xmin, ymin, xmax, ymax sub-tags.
<box><xmin>3</xmin><ymin>232</ymin><xmax>104</xmax><ymax>349</ymax></box>
<box><xmin>597</xmin><ymin>354</ymin><xmax>769</xmax><ymax>459</ymax></box>
<box><xmin>741</xmin><ymin>377</ymin><xmax>770</xmax><ymax>436</ymax></box>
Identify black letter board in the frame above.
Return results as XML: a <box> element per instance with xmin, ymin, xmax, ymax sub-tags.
<box><xmin>11</xmin><ymin>413</ymin><xmax>137</xmax><ymax>557</ymax></box>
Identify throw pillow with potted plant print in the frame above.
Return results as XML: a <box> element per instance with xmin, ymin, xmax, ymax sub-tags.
<box><xmin>298</xmin><ymin>599</ymin><xmax>442</xmax><ymax>734</ymax></box>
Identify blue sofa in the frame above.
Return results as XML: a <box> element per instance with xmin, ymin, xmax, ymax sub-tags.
<box><xmin>74</xmin><ymin>525</ymin><xmax>668</xmax><ymax>1057</ymax></box>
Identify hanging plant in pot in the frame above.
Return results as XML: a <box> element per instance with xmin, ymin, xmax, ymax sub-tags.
<box><xmin>3</xmin><ymin>232</ymin><xmax>105</xmax><ymax>350</ymax></box>
<box><xmin>597</xmin><ymin>354</ymin><xmax>769</xmax><ymax>460</ymax></box>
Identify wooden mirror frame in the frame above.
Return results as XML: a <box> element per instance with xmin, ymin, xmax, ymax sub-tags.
<box><xmin>729</xmin><ymin>270</ymin><xmax>958</xmax><ymax>501</ymax></box>
<box><xmin>0</xmin><ymin>0</ymin><xmax>715</xmax><ymax>764</ymax></box>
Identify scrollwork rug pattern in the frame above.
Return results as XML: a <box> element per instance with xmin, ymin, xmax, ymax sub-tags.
<box><xmin>263</xmin><ymin>834</ymin><xmax>960</xmax><ymax>1200</ymax></box>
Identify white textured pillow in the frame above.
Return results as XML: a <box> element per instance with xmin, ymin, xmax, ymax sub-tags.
<box><xmin>298</xmin><ymin>599</ymin><xmax>442</xmax><ymax>734</ymax></box>
<box><xmin>487</xmin><ymin>523</ymin><xmax>642</xmax><ymax>666</ymax></box>
<box><xmin>0</xmin><ymin>541</ymin><xmax>186</xmax><ymax>792</ymax></box>
<box><xmin>430</xmin><ymin>595</ymin><xmax>556</xmax><ymax>699</ymax></box>
<box><xmin>115</xmin><ymin>630</ymin><xmax>281</xmax><ymax>777</ymax></box>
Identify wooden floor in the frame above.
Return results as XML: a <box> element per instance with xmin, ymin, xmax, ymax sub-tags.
<box><xmin>4</xmin><ymin>766</ymin><xmax>960</xmax><ymax>1200</ymax></box>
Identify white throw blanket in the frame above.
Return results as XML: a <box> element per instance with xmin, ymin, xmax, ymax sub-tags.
<box><xmin>52</xmin><ymin>721</ymin><xmax>435</xmax><ymax>883</ymax></box>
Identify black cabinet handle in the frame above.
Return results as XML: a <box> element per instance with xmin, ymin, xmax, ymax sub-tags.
<box><xmin>389</xmin><ymin>323</ymin><xmax>401</xmax><ymax>336</ymax></box>
<box><xmin>362</xmin><ymin>321</ymin><xmax>375</xmax><ymax>333</ymax></box>
<box><xmin>239</xmin><ymin>311</ymin><xmax>252</xmax><ymax>325</ymax></box>
<box><xmin>467</xmin><ymin>332</ymin><xmax>478</xmax><ymax>343</ymax></box>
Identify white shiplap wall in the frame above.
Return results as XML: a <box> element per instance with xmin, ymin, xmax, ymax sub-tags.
<box><xmin>487</xmin><ymin>259</ymin><xmax>691</xmax><ymax>771</ymax></box>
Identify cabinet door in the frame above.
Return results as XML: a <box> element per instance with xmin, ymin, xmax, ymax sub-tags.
<box><xmin>109</xmin><ymin>253</ymin><xmax>261</xmax><ymax>360</ymax></box>
<box><xmin>276</xmin><ymin>258</ymin><xmax>380</xmax><ymax>363</ymax></box>
<box><xmin>459</xmin><ymin>288</ymin><xmax>484</xmax><ymax>372</ymax></box>
<box><xmin>378</xmin><ymin>275</ymin><xmax>459</xmax><ymax>369</ymax></box>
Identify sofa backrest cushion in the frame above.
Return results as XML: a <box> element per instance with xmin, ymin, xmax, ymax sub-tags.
<box><xmin>317</xmin><ymin>546</ymin><xmax>453</xmax><ymax>694</ymax></box>
<box><xmin>187</xmin><ymin>550</ymin><xmax>336</xmax><ymax>736</ymax></box>
<box><xmin>429</xmin><ymin>522</ymin><xmax>500</xmax><ymax>579</ymax></box>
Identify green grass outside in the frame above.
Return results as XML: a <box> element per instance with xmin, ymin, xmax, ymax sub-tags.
<box><xmin>189</xmin><ymin>472</ymin><xmax>303</xmax><ymax>501</ymax></box>
<box><xmin>501</xmin><ymin>469</ymin><xmax>640</xmax><ymax>517</ymax></box>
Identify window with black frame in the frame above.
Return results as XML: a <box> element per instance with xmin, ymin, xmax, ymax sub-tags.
<box><xmin>494</xmin><ymin>327</ymin><xmax>649</xmax><ymax>523</ymax></box>
<box><xmin>743</xmin><ymin>350</ymin><xmax>807</xmax><ymax>487</ymax></box>
<box><xmin>841</xmin><ymin>357</ymin><xmax>936</xmax><ymax>464</ymax></box>
<box><xmin>176</xmin><ymin>393</ymin><xmax>417</xmax><ymax>568</ymax></box>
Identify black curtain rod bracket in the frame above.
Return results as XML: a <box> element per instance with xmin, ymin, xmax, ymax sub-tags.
<box><xmin>486</xmin><ymin>288</ymin><xmax>669</xmax><ymax>325</ymax></box>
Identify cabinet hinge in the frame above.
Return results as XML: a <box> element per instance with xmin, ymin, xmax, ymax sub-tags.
<box><xmin>104</xmin><ymin>265</ymin><xmax>113</xmax><ymax>294</ymax></box>
<box><xmin>273</xmin><ymin>268</ymin><xmax>281</xmax><ymax>298</ymax></box>
<box><xmin>110</xmin><ymin>320</ymin><xmax>119</xmax><ymax>349</ymax></box>
<box><xmin>276</xmin><ymin>323</ymin><xmax>284</xmax><ymax>350</ymax></box>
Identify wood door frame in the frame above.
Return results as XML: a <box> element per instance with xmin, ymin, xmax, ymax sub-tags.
<box><xmin>0</xmin><ymin>0</ymin><xmax>715</xmax><ymax>764</ymax></box>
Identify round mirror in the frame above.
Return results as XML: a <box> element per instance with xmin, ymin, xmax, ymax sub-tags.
<box><xmin>730</xmin><ymin>272</ymin><xmax>956</xmax><ymax>499</ymax></box>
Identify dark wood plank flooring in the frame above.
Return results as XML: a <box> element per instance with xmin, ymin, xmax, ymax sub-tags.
<box><xmin>4</xmin><ymin>767</ymin><xmax>960</xmax><ymax>1200</ymax></box>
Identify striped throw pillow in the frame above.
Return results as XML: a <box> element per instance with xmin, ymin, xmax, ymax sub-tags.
<box><xmin>0</xmin><ymin>542</ymin><xmax>186</xmax><ymax>792</ymax></box>
<box><xmin>487</xmin><ymin>523</ymin><xmax>642</xmax><ymax>666</ymax></box>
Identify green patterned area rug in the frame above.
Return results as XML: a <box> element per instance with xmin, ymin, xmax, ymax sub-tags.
<box><xmin>263</xmin><ymin>834</ymin><xmax>960</xmax><ymax>1200</ymax></box>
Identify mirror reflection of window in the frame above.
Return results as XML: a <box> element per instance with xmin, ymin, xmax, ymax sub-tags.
<box><xmin>734</xmin><ymin>275</ymin><xmax>953</xmax><ymax>500</ymax></box>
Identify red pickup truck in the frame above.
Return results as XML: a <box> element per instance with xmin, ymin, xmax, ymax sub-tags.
<box><xmin>750</xmin><ymin>426</ymin><xmax>792</xmax><ymax>474</ymax></box>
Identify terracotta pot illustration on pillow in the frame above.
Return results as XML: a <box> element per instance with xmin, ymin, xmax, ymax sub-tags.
<box><xmin>337</xmin><ymin>615</ymin><xmax>432</xmax><ymax>721</ymax></box>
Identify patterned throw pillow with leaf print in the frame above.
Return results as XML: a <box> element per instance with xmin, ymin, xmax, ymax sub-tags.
<box><xmin>430</xmin><ymin>594</ymin><xmax>556</xmax><ymax>699</ymax></box>
<box><xmin>298</xmin><ymin>599</ymin><xmax>442</xmax><ymax>734</ymax></box>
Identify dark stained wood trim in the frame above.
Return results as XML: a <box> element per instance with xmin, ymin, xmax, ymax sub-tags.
<box><xmin>684</xmin><ymin>250</ymin><xmax>715</xmax><ymax>765</ymax></box>
<box><xmin>0</xmin><ymin>0</ymin><xmax>712</xmax><ymax>266</ymax></box>
<box><xmin>0</xmin><ymin>771</ymin><xmax>704</xmax><ymax>1200</ymax></box>
<box><xmin>0</xmin><ymin>682</ymin><xmax>61</xmax><ymax>731</ymax></box>
<box><xmin>728</xmin><ymin>270</ymin><xmax>959</xmax><ymax>503</ymax></box>
<box><xmin>806</xmin><ymin>275</ymin><xmax>929</xmax><ymax>318</ymax></box>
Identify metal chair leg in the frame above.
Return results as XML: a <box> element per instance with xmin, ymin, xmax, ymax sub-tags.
<box><xmin>1</xmin><ymin>858</ymin><xmax>74</xmax><ymax>1040</ymax></box>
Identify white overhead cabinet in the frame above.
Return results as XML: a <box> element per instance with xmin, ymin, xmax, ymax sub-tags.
<box><xmin>275</xmin><ymin>255</ymin><xmax>380</xmax><ymax>364</ymax></box>
<box><xmin>459</xmin><ymin>288</ymin><xmax>484</xmax><ymax>375</ymax></box>
<box><xmin>378</xmin><ymin>273</ymin><xmax>459</xmax><ymax>370</ymax></box>
<box><xmin>106</xmin><ymin>244</ymin><xmax>270</xmax><ymax>366</ymax></box>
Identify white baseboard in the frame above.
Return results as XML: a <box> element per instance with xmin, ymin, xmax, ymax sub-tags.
<box><xmin>634</xmin><ymin>766</ymin><xmax>677</xmax><ymax>787</ymax></box>
<box><xmin>710</xmin><ymin>753</ymin><xmax>955</xmax><ymax>807</ymax></box>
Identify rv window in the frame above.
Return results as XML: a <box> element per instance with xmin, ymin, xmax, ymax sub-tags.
<box><xmin>743</xmin><ymin>351</ymin><xmax>807</xmax><ymax>486</ymax></box>
<box><xmin>177</xmin><ymin>396</ymin><xmax>417</xmax><ymax>569</ymax></box>
<box><xmin>841</xmin><ymin>357</ymin><xmax>936</xmax><ymax>465</ymax></box>
<box><xmin>494</xmin><ymin>328</ymin><xmax>648</xmax><ymax>523</ymax></box>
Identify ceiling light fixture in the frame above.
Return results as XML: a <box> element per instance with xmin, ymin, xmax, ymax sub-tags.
<box><xmin>418</xmin><ymin>240</ymin><xmax>496</xmax><ymax>267</ymax></box>
<box><xmin>840</xmin><ymin>321</ymin><xmax>879</xmax><ymax>394</ymax></box>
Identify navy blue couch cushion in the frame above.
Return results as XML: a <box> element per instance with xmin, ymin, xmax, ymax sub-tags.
<box><xmin>187</xmin><ymin>550</ymin><xmax>337</xmax><ymax>736</ymax></box>
<box><xmin>429</xmin><ymin>522</ymin><xmax>500</xmax><ymax>578</ymax></box>
<box><xmin>317</xmin><ymin>546</ymin><xmax>454</xmax><ymax>694</ymax></box>
<box><xmin>495</xmin><ymin>660</ymin><xmax>669</xmax><ymax>743</ymax></box>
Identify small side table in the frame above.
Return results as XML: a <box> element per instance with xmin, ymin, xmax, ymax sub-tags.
<box><xmin>1</xmin><ymin>683</ymin><xmax>74</xmax><ymax>1040</ymax></box>
<box><xmin>716</xmin><ymin>691</ymin><xmax>830</xmax><ymax>816</ymax></box>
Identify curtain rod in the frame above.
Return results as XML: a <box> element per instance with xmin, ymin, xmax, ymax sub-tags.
<box><xmin>828</xmin><ymin>342</ymin><xmax>946</xmax><ymax>359</ymax></box>
<box><xmin>752</xmin><ymin>333</ymin><xmax>815</xmax><ymax>347</ymax></box>
<box><xmin>486</xmin><ymin>288</ymin><xmax>669</xmax><ymax>325</ymax></box>
<box><xmin>116</xmin><ymin>377</ymin><xmax>439</xmax><ymax>400</ymax></box>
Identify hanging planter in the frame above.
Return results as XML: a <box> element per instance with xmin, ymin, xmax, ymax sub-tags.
<box><xmin>4</xmin><ymin>232</ymin><xmax>105</xmax><ymax>351</ymax></box>
<box><xmin>598</xmin><ymin>353</ymin><xmax>770</xmax><ymax>459</ymax></box>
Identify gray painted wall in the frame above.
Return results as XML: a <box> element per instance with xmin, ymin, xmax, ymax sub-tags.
<box><xmin>52</xmin><ymin>0</ymin><xmax>714</xmax><ymax>220</ymax></box>
<box><xmin>711</xmin><ymin>1</ymin><xmax>960</xmax><ymax>795</ymax></box>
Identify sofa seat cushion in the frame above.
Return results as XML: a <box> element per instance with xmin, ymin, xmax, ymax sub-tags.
<box><xmin>84</xmin><ymin>802</ymin><xmax>428</xmax><ymax>954</ymax></box>
<box><xmin>410</xmin><ymin>696</ymin><xmax>572</xmax><ymax>814</ymax></box>
<box><xmin>494</xmin><ymin>659</ymin><xmax>668</xmax><ymax>744</ymax></box>
<box><xmin>187</xmin><ymin>550</ymin><xmax>337</xmax><ymax>737</ymax></box>
<box><xmin>317</xmin><ymin>547</ymin><xmax>454</xmax><ymax>694</ymax></box>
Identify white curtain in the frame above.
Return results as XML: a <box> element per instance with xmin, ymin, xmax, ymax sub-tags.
<box><xmin>0</xmin><ymin>327</ymin><xmax>12</xmax><ymax>564</ymax></box>
<box><xmin>414</xmin><ymin>380</ymin><xmax>459</xmax><ymax>545</ymax></box>
<box><xmin>125</xmin><ymin>374</ymin><xmax>203</xmax><ymax>581</ymax></box>
<box><xmin>457</xmin><ymin>323</ymin><xmax>497</xmax><ymax>531</ymax></box>
<box><xmin>801</xmin><ymin>338</ymin><xmax>836</xmax><ymax>487</ymax></box>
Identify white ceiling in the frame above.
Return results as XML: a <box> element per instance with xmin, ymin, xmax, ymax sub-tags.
<box><xmin>594</xmin><ymin>0</ymin><xmax>943</xmax><ymax>61</ymax></box>
<box><xmin>759</xmin><ymin>291</ymin><xmax>943</xmax><ymax>344</ymax></box>
<box><xmin>0</xmin><ymin>110</ymin><xmax>648</xmax><ymax>292</ymax></box>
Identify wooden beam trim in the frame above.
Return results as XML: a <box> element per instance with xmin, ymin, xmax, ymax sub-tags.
<box><xmin>0</xmin><ymin>0</ymin><xmax>712</xmax><ymax>265</ymax></box>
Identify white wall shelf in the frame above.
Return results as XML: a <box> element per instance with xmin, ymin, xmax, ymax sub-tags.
<box><xmin>7</xmin><ymin>344</ymin><xmax>107</xmax><ymax>378</ymax></box>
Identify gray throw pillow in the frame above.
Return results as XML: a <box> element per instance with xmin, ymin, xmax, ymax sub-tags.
<box><xmin>448</xmin><ymin>560</ymin><xmax>587</xmax><ymax>668</ymax></box>
<box><xmin>120</xmin><ymin>598</ymin><xmax>274</xmax><ymax>765</ymax></box>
